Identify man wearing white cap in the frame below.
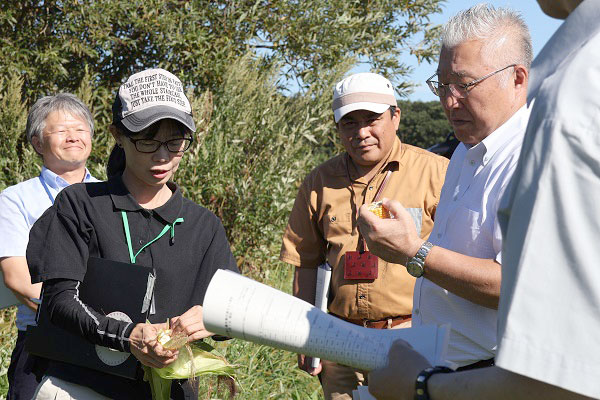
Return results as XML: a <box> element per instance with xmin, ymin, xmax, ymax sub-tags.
<box><xmin>280</xmin><ymin>72</ymin><xmax>448</xmax><ymax>399</ymax></box>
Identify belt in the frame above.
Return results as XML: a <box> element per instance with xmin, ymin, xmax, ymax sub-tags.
<box><xmin>456</xmin><ymin>358</ymin><xmax>495</xmax><ymax>371</ymax></box>
<box><xmin>333</xmin><ymin>314</ymin><xmax>412</xmax><ymax>329</ymax></box>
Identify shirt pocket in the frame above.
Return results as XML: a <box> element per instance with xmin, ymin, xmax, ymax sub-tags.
<box><xmin>322</xmin><ymin>212</ymin><xmax>353</xmax><ymax>240</ymax></box>
<box><xmin>444</xmin><ymin>206</ymin><xmax>489</xmax><ymax>257</ymax></box>
<box><xmin>405</xmin><ymin>208</ymin><xmax>423</xmax><ymax>237</ymax></box>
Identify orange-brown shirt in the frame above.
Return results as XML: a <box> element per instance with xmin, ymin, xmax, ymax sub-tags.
<box><xmin>280</xmin><ymin>137</ymin><xmax>448</xmax><ymax>320</ymax></box>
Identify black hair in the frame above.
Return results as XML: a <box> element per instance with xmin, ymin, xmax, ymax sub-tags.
<box><xmin>106</xmin><ymin>119</ymin><xmax>191</xmax><ymax>178</ymax></box>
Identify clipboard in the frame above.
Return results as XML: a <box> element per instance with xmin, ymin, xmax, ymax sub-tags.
<box><xmin>25</xmin><ymin>257</ymin><xmax>156</xmax><ymax>379</ymax></box>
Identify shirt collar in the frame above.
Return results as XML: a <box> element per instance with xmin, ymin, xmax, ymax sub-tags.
<box><xmin>40</xmin><ymin>166</ymin><xmax>94</xmax><ymax>189</ymax></box>
<box><xmin>528</xmin><ymin>0</ymin><xmax>600</xmax><ymax>104</ymax></box>
<box><xmin>468</xmin><ymin>104</ymin><xmax>530</xmax><ymax>167</ymax></box>
<box><xmin>108</xmin><ymin>174</ymin><xmax>183</xmax><ymax>224</ymax></box>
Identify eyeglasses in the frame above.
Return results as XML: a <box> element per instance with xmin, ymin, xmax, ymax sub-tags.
<box><xmin>426</xmin><ymin>64</ymin><xmax>516</xmax><ymax>99</ymax></box>
<box><xmin>128</xmin><ymin>137</ymin><xmax>193</xmax><ymax>153</ymax></box>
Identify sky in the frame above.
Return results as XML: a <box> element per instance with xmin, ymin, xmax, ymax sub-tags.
<box><xmin>394</xmin><ymin>1</ymin><xmax>564</xmax><ymax>101</ymax></box>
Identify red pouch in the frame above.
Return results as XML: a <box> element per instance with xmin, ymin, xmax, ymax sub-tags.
<box><xmin>344</xmin><ymin>251</ymin><xmax>378</xmax><ymax>280</ymax></box>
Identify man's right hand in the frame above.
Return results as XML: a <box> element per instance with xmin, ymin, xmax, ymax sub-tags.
<box><xmin>357</xmin><ymin>198</ymin><xmax>424</xmax><ymax>264</ymax></box>
<box><xmin>298</xmin><ymin>354</ymin><xmax>322</xmax><ymax>376</ymax></box>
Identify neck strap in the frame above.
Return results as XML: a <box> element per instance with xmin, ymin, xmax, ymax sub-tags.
<box><xmin>345</xmin><ymin>155</ymin><xmax>393</xmax><ymax>252</ymax></box>
<box><xmin>121</xmin><ymin>211</ymin><xmax>184</xmax><ymax>264</ymax></box>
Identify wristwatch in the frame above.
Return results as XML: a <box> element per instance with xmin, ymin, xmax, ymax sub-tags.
<box><xmin>414</xmin><ymin>366</ymin><xmax>453</xmax><ymax>400</ymax></box>
<box><xmin>406</xmin><ymin>241</ymin><xmax>433</xmax><ymax>278</ymax></box>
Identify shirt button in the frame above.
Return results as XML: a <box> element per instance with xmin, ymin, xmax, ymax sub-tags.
<box><xmin>368</xmin><ymin>186</ymin><xmax>374</xmax><ymax>191</ymax></box>
<box><xmin>437</xmin><ymin>233</ymin><xmax>442</xmax><ymax>238</ymax></box>
<box><xmin>139</xmin><ymin>239</ymin><xmax>144</xmax><ymax>245</ymax></box>
<box><xmin>414</xmin><ymin>308</ymin><xmax>420</xmax><ymax>315</ymax></box>
<box><xmin>358</xmin><ymin>295</ymin><xmax>366</xmax><ymax>299</ymax></box>
<box><xmin>469</xmin><ymin>160</ymin><xmax>475</xmax><ymax>166</ymax></box>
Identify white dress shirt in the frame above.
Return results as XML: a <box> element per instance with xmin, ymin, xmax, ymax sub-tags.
<box><xmin>496</xmin><ymin>1</ymin><xmax>600</xmax><ymax>397</ymax></box>
<box><xmin>0</xmin><ymin>166</ymin><xmax>97</xmax><ymax>331</ymax></box>
<box><xmin>412</xmin><ymin>105</ymin><xmax>530</xmax><ymax>367</ymax></box>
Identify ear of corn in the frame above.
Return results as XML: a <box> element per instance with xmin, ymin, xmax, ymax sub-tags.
<box><xmin>144</xmin><ymin>332</ymin><xmax>236</xmax><ymax>400</ymax></box>
<box><xmin>157</xmin><ymin>329</ymin><xmax>188</xmax><ymax>350</ymax></box>
<box><xmin>153</xmin><ymin>341</ymin><xmax>235</xmax><ymax>380</ymax></box>
<box><xmin>367</xmin><ymin>201</ymin><xmax>390</xmax><ymax>219</ymax></box>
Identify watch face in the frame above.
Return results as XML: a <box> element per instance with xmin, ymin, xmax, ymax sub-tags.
<box><xmin>406</xmin><ymin>262</ymin><xmax>424</xmax><ymax>278</ymax></box>
<box><xmin>95</xmin><ymin>311</ymin><xmax>132</xmax><ymax>366</ymax></box>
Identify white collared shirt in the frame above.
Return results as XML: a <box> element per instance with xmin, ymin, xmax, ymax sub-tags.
<box><xmin>0</xmin><ymin>166</ymin><xmax>98</xmax><ymax>330</ymax></box>
<box><xmin>496</xmin><ymin>1</ymin><xmax>600</xmax><ymax>397</ymax></box>
<box><xmin>412</xmin><ymin>104</ymin><xmax>530</xmax><ymax>366</ymax></box>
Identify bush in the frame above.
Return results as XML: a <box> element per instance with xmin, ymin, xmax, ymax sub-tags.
<box><xmin>397</xmin><ymin>100</ymin><xmax>452</xmax><ymax>149</ymax></box>
<box><xmin>177</xmin><ymin>56</ymin><xmax>340</xmax><ymax>277</ymax></box>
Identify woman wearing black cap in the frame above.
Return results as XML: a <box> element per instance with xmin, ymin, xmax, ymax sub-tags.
<box><xmin>26</xmin><ymin>68</ymin><xmax>239</xmax><ymax>399</ymax></box>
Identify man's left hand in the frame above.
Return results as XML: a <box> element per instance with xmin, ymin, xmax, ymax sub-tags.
<box><xmin>368</xmin><ymin>339</ymin><xmax>431</xmax><ymax>400</ymax></box>
<box><xmin>170</xmin><ymin>305</ymin><xmax>213</xmax><ymax>342</ymax></box>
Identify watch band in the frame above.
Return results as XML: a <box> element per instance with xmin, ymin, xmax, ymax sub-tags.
<box><xmin>414</xmin><ymin>366</ymin><xmax>453</xmax><ymax>400</ymax></box>
<box><xmin>406</xmin><ymin>241</ymin><xmax>433</xmax><ymax>277</ymax></box>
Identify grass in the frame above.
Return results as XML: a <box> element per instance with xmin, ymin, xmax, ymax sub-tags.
<box><xmin>196</xmin><ymin>263</ymin><xmax>323</xmax><ymax>399</ymax></box>
<box><xmin>0</xmin><ymin>308</ymin><xmax>17</xmax><ymax>399</ymax></box>
<box><xmin>0</xmin><ymin>265</ymin><xmax>323</xmax><ymax>399</ymax></box>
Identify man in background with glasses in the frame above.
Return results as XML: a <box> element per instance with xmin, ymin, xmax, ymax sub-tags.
<box><xmin>359</xmin><ymin>4</ymin><xmax>531</xmax><ymax>371</ymax></box>
<box><xmin>0</xmin><ymin>93</ymin><xmax>98</xmax><ymax>399</ymax></box>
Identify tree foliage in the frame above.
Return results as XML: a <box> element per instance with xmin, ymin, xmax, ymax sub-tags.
<box><xmin>397</xmin><ymin>99</ymin><xmax>452</xmax><ymax>149</ymax></box>
<box><xmin>1</xmin><ymin>0</ymin><xmax>448</xmax><ymax>249</ymax></box>
<box><xmin>0</xmin><ymin>0</ymin><xmax>444</xmax><ymax>102</ymax></box>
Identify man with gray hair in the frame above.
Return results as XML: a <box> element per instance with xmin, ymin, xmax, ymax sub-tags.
<box><xmin>0</xmin><ymin>93</ymin><xmax>98</xmax><ymax>399</ymax></box>
<box><xmin>357</xmin><ymin>3</ymin><xmax>531</xmax><ymax>371</ymax></box>
<box><xmin>361</xmin><ymin>0</ymin><xmax>599</xmax><ymax>398</ymax></box>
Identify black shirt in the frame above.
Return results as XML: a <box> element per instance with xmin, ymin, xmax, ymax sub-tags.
<box><xmin>27</xmin><ymin>175</ymin><xmax>239</xmax><ymax>398</ymax></box>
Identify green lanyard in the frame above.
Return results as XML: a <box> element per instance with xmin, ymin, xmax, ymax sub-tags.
<box><xmin>121</xmin><ymin>211</ymin><xmax>184</xmax><ymax>264</ymax></box>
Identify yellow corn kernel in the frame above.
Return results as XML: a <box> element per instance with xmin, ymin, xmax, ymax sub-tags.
<box><xmin>368</xmin><ymin>201</ymin><xmax>390</xmax><ymax>219</ymax></box>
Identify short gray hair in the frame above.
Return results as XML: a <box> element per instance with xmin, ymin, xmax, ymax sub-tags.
<box><xmin>26</xmin><ymin>93</ymin><xmax>94</xmax><ymax>144</ymax></box>
<box><xmin>441</xmin><ymin>3</ymin><xmax>533</xmax><ymax>70</ymax></box>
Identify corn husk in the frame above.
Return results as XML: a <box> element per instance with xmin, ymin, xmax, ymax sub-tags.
<box><xmin>155</xmin><ymin>341</ymin><xmax>234</xmax><ymax>380</ymax></box>
<box><xmin>143</xmin><ymin>340</ymin><xmax>235</xmax><ymax>400</ymax></box>
<box><xmin>157</xmin><ymin>329</ymin><xmax>189</xmax><ymax>350</ymax></box>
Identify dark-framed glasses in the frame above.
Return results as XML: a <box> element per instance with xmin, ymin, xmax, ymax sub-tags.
<box><xmin>128</xmin><ymin>137</ymin><xmax>193</xmax><ymax>153</ymax></box>
<box><xmin>426</xmin><ymin>64</ymin><xmax>516</xmax><ymax>99</ymax></box>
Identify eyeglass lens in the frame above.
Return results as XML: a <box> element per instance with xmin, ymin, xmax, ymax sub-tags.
<box><xmin>133</xmin><ymin>138</ymin><xmax>192</xmax><ymax>153</ymax></box>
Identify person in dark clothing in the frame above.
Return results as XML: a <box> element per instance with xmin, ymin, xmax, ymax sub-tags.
<box><xmin>26</xmin><ymin>68</ymin><xmax>239</xmax><ymax>399</ymax></box>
